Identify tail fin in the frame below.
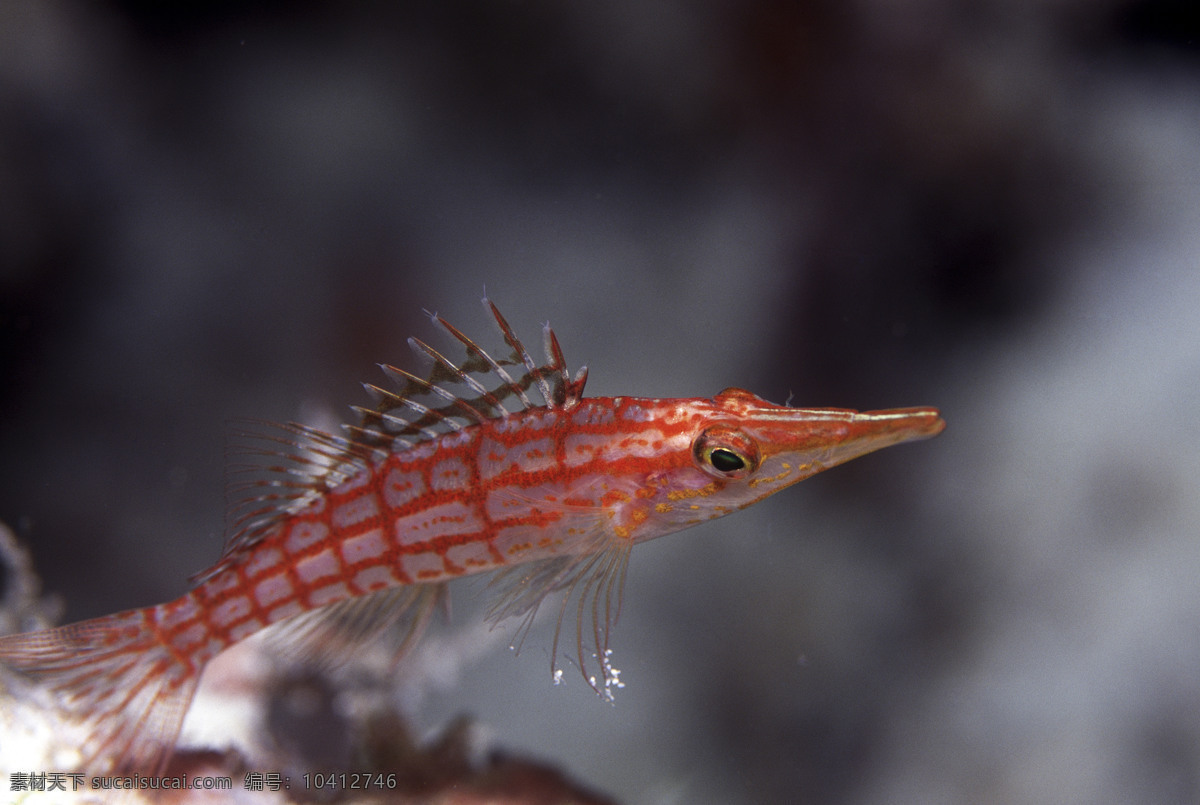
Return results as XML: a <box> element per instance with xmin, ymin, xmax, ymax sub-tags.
<box><xmin>0</xmin><ymin>605</ymin><xmax>200</xmax><ymax>775</ymax></box>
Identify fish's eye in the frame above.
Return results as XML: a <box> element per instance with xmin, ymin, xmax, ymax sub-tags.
<box><xmin>708</xmin><ymin>447</ymin><xmax>745</xmax><ymax>473</ymax></box>
<box><xmin>693</xmin><ymin>427</ymin><xmax>760</xmax><ymax>479</ymax></box>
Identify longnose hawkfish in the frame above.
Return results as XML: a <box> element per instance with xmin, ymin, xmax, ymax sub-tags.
<box><xmin>0</xmin><ymin>298</ymin><xmax>944</xmax><ymax>777</ymax></box>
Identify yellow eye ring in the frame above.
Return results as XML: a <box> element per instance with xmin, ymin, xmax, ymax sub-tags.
<box><xmin>693</xmin><ymin>427</ymin><xmax>760</xmax><ymax>479</ymax></box>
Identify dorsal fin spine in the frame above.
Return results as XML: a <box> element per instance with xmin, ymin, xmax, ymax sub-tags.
<box><xmin>486</xmin><ymin>299</ymin><xmax>555</xmax><ymax>408</ymax></box>
<box><xmin>387</xmin><ymin>397</ymin><xmax>453</xmax><ymax>440</ymax></box>
<box><xmin>438</xmin><ymin>310</ymin><xmax>535</xmax><ymax>409</ymax></box>
<box><xmin>379</xmin><ymin>363</ymin><xmax>495</xmax><ymax>425</ymax></box>
<box><xmin>402</xmin><ymin>339</ymin><xmax>508</xmax><ymax>417</ymax></box>
<box><xmin>343</xmin><ymin>411</ymin><xmax>409</xmax><ymax>449</ymax></box>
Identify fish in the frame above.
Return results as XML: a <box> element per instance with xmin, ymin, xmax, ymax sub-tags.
<box><xmin>0</xmin><ymin>297</ymin><xmax>945</xmax><ymax>777</ymax></box>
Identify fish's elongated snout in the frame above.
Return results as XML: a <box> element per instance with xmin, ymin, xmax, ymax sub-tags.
<box><xmin>811</xmin><ymin>406</ymin><xmax>945</xmax><ymax>470</ymax></box>
<box><xmin>858</xmin><ymin>406</ymin><xmax>946</xmax><ymax>439</ymax></box>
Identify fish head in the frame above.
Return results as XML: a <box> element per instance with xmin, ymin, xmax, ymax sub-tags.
<box><xmin>633</xmin><ymin>388</ymin><xmax>945</xmax><ymax>538</ymax></box>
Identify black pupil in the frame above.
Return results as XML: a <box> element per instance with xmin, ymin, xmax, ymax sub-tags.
<box><xmin>709</xmin><ymin>448</ymin><xmax>745</xmax><ymax>473</ymax></box>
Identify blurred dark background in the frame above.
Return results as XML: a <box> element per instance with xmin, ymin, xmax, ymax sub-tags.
<box><xmin>2</xmin><ymin>1</ymin><xmax>1199</xmax><ymax>803</ymax></box>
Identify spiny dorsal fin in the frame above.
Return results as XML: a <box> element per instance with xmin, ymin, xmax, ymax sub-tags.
<box><xmin>349</xmin><ymin>296</ymin><xmax>588</xmax><ymax>451</ymax></box>
<box><xmin>200</xmin><ymin>298</ymin><xmax>588</xmax><ymax>584</ymax></box>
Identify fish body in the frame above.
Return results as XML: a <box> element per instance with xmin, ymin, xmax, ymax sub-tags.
<box><xmin>0</xmin><ymin>299</ymin><xmax>944</xmax><ymax>777</ymax></box>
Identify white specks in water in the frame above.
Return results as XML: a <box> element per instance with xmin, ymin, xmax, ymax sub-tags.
<box><xmin>544</xmin><ymin>651</ymin><xmax>623</xmax><ymax>699</ymax></box>
<box><xmin>597</xmin><ymin>649</ymin><xmax>625</xmax><ymax>703</ymax></box>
